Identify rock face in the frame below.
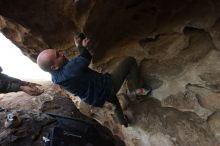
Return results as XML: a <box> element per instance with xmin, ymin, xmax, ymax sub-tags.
<box><xmin>0</xmin><ymin>0</ymin><xmax>220</xmax><ymax>146</ymax></box>
<box><xmin>208</xmin><ymin>111</ymin><xmax>220</xmax><ymax>143</ymax></box>
<box><xmin>0</xmin><ymin>82</ymin><xmax>124</xmax><ymax>146</ymax></box>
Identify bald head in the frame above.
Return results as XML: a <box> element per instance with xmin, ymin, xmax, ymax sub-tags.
<box><xmin>37</xmin><ymin>49</ymin><xmax>55</xmax><ymax>72</ymax></box>
<box><xmin>37</xmin><ymin>49</ymin><xmax>68</xmax><ymax>72</ymax></box>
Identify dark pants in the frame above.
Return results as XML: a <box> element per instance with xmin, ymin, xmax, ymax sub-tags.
<box><xmin>107</xmin><ymin>57</ymin><xmax>141</xmax><ymax>126</ymax></box>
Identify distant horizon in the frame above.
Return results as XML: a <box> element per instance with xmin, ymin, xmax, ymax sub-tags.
<box><xmin>0</xmin><ymin>33</ymin><xmax>51</xmax><ymax>81</ymax></box>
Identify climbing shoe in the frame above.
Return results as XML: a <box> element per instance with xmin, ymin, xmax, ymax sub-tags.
<box><xmin>4</xmin><ymin>111</ymin><xmax>21</xmax><ymax>128</ymax></box>
<box><xmin>128</xmin><ymin>87</ymin><xmax>152</xmax><ymax>101</ymax></box>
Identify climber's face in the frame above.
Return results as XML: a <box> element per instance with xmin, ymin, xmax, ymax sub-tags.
<box><xmin>37</xmin><ymin>49</ymin><xmax>68</xmax><ymax>72</ymax></box>
<box><xmin>49</xmin><ymin>49</ymin><xmax>68</xmax><ymax>71</ymax></box>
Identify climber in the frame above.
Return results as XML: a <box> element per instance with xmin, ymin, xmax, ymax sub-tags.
<box><xmin>37</xmin><ymin>33</ymin><xmax>151</xmax><ymax>127</ymax></box>
<box><xmin>0</xmin><ymin>66</ymin><xmax>44</xmax><ymax>96</ymax></box>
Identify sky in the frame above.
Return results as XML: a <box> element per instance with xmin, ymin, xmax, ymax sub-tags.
<box><xmin>0</xmin><ymin>33</ymin><xmax>51</xmax><ymax>81</ymax></box>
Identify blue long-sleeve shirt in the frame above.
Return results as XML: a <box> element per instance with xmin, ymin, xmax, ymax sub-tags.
<box><xmin>51</xmin><ymin>47</ymin><xmax>112</xmax><ymax>106</ymax></box>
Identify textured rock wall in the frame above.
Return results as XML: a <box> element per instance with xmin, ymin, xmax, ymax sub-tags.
<box><xmin>0</xmin><ymin>82</ymin><xmax>123</xmax><ymax>146</ymax></box>
<box><xmin>0</xmin><ymin>0</ymin><xmax>220</xmax><ymax>146</ymax></box>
